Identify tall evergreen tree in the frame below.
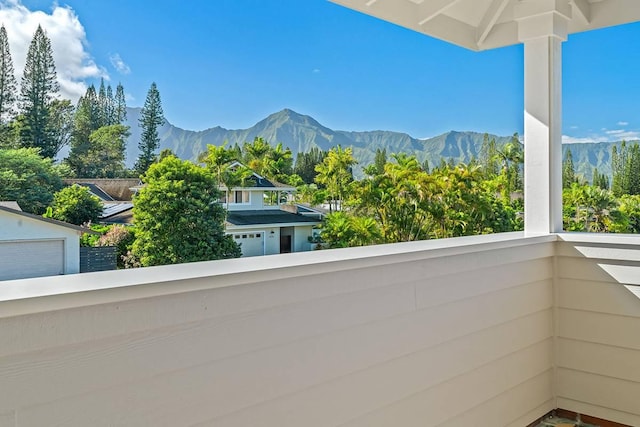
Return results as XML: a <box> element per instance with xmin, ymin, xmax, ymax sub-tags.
<box><xmin>135</xmin><ymin>82</ymin><xmax>164</xmax><ymax>175</ymax></box>
<box><xmin>105</xmin><ymin>84</ymin><xmax>115</xmax><ymax>125</ymax></box>
<box><xmin>98</xmin><ymin>78</ymin><xmax>107</xmax><ymax>127</ymax></box>
<box><xmin>626</xmin><ymin>143</ymin><xmax>640</xmax><ymax>195</ymax></box>
<box><xmin>294</xmin><ymin>147</ymin><xmax>326</xmax><ymax>184</ymax></box>
<box><xmin>18</xmin><ymin>25</ymin><xmax>60</xmax><ymax>158</ymax></box>
<box><xmin>0</xmin><ymin>25</ymin><xmax>17</xmax><ymax>125</ymax></box>
<box><xmin>562</xmin><ymin>148</ymin><xmax>576</xmax><ymax>189</ymax></box>
<box><xmin>114</xmin><ymin>82</ymin><xmax>127</xmax><ymax>124</ymax></box>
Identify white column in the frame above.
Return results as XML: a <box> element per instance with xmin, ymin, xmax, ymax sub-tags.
<box><xmin>516</xmin><ymin>0</ymin><xmax>571</xmax><ymax>235</ymax></box>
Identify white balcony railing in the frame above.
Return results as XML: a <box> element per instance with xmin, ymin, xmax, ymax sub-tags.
<box><xmin>0</xmin><ymin>232</ymin><xmax>638</xmax><ymax>426</ymax></box>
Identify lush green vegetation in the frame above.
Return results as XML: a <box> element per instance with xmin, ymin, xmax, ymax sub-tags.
<box><xmin>131</xmin><ymin>154</ymin><xmax>241</xmax><ymax>267</ymax></box>
<box><xmin>44</xmin><ymin>184</ymin><xmax>102</xmax><ymax>225</ymax></box>
<box><xmin>2</xmin><ymin>23</ymin><xmax>640</xmax><ymax>266</ymax></box>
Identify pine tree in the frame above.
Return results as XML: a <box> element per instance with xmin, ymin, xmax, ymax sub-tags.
<box><xmin>97</xmin><ymin>78</ymin><xmax>107</xmax><ymax>127</ymax></box>
<box><xmin>562</xmin><ymin>148</ymin><xmax>576</xmax><ymax>189</ymax></box>
<box><xmin>135</xmin><ymin>82</ymin><xmax>164</xmax><ymax>175</ymax></box>
<box><xmin>114</xmin><ymin>83</ymin><xmax>127</xmax><ymax>124</ymax></box>
<box><xmin>612</xmin><ymin>141</ymin><xmax>628</xmax><ymax>196</ymax></box>
<box><xmin>105</xmin><ymin>84</ymin><xmax>115</xmax><ymax>125</ymax></box>
<box><xmin>18</xmin><ymin>25</ymin><xmax>60</xmax><ymax>158</ymax></box>
<box><xmin>0</xmin><ymin>25</ymin><xmax>17</xmax><ymax>125</ymax></box>
<box><xmin>627</xmin><ymin>143</ymin><xmax>640</xmax><ymax>195</ymax></box>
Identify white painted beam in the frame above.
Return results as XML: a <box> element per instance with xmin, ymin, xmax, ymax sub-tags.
<box><xmin>477</xmin><ymin>0</ymin><xmax>510</xmax><ymax>46</ymax></box>
<box><xmin>417</xmin><ymin>0</ymin><xmax>460</xmax><ymax>26</ymax></box>
<box><xmin>571</xmin><ymin>0</ymin><xmax>591</xmax><ymax>23</ymax></box>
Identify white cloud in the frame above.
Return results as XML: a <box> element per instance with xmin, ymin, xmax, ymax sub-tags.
<box><xmin>312</xmin><ymin>68</ymin><xmax>321</xmax><ymax>73</ymax></box>
<box><xmin>618</xmin><ymin>121</ymin><xmax>629</xmax><ymax>126</ymax></box>
<box><xmin>109</xmin><ymin>53</ymin><xmax>130</xmax><ymax>75</ymax></box>
<box><xmin>0</xmin><ymin>0</ymin><xmax>105</xmax><ymax>102</ymax></box>
<box><xmin>605</xmin><ymin>129</ymin><xmax>640</xmax><ymax>140</ymax></box>
<box><xmin>563</xmin><ymin>135</ymin><xmax>597</xmax><ymax>144</ymax></box>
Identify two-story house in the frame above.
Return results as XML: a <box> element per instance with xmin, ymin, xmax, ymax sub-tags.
<box><xmin>221</xmin><ymin>165</ymin><xmax>322</xmax><ymax>257</ymax></box>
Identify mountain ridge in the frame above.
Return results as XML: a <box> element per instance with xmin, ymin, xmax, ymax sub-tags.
<box><xmin>123</xmin><ymin>107</ymin><xmax>628</xmax><ymax>180</ymax></box>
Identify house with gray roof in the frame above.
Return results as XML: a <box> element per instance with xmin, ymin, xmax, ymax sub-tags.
<box><xmin>221</xmin><ymin>164</ymin><xmax>322</xmax><ymax>257</ymax></box>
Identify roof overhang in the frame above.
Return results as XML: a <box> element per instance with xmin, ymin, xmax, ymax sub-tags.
<box><xmin>329</xmin><ymin>0</ymin><xmax>640</xmax><ymax>51</ymax></box>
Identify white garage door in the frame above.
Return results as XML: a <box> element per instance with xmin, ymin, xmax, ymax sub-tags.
<box><xmin>0</xmin><ymin>240</ymin><xmax>65</xmax><ymax>281</ymax></box>
<box><xmin>231</xmin><ymin>232</ymin><xmax>265</xmax><ymax>257</ymax></box>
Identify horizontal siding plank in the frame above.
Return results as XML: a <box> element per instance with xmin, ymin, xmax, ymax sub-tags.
<box><xmin>333</xmin><ymin>343</ymin><xmax>552</xmax><ymax>427</ymax></box>
<box><xmin>557</xmin><ymin>256</ymin><xmax>640</xmax><ymax>285</ymax></box>
<box><xmin>556</xmin><ymin>397</ymin><xmax>640</xmax><ymax>427</ymax></box>
<box><xmin>0</xmin><ymin>265</ymin><xmax>415</xmax><ymax>358</ymax></box>
<box><xmin>190</xmin><ymin>333</ymin><xmax>552</xmax><ymax>427</ymax></box>
<box><xmin>557</xmin><ymin>338</ymin><xmax>640</xmax><ymax>383</ymax></box>
<box><xmin>0</xmin><ymin>246</ymin><xmax>551</xmax><ymax>358</ymax></box>
<box><xmin>558</xmin><ymin>308</ymin><xmax>640</xmax><ymax>350</ymax></box>
<box><xmin>18</xmin><ymin>304</ymin><xmax>552</xmax><ymax>426</ymax></box>
<box><xmin>557</xmin><ymin>369</ymin><xmax>640</xmax><ymax>418</ymax></box>
<box><xmin>556</xmin><ymin>242</ymin><xmax>640</xmax><ymax>262</ymax></box>
<box><xmin>557</xmin><ymin>278</ymin><xmax>640</xmax><ymax>317</ymax></box>
<box><xmin>432</xmin><ymin>372</ymin><xmax>552</xmax><ymax>427</ymax></box>
<box><xmin>416</xmin><ymin>258</ymin><xmax>552</xmax><ymax>309</ymax></box>
<box><xmin>0</xmin><ymin>282</ymin><xmax>416</xmax><ymax>412</ymax></box>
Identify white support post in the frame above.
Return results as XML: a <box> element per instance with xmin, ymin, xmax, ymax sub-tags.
<box><xmin>516</xmin><ymin>1</ymin><xmax>571</xmax><ymax>235</ymax></box>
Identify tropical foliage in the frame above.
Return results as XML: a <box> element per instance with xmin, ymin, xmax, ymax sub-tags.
<box><xmin>0</xmin><ymin>147</ymin><xmax>62</xmax><ymax>214</ymax></box>
<box><xmin>131</xmin><ymin>154</ymin><xmax>241</xmax><ymax>266</ymax></box>
<box><xmin>45</xmin><ymin>184</ymin><xmax>103</xmax><ymax>225</ymax></box>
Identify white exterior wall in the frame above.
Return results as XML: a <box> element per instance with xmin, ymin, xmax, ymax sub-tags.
<box><xmin>0</xmin><ymin>211</ymin><xmax>80</xmax><ymax>276</ymax></box>
<box><xmin>0</xmin><ymin>233</ymin><xmax>555</xmax><ymax>427</ymax></box>
<box><xmin>555</xmin><ymin>233</ymin><xmax>640</xmax><ymax>426</ymax></box>
<box><xmin>294</xmin><ymin>225</ymin><xmax>313</xmax><ymax>252</ymax></box>
<box><xmin>225</xmin><ymin>189</ymin><xmax>264</xmax><ymax>211</ymax></box>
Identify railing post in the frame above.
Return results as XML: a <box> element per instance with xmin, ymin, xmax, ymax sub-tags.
<box><xmin>516</xmin><ymin>0</ymin><xmax>571</xmax><ymax>235</ymax></box>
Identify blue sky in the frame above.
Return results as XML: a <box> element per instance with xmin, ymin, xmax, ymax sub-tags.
<box><xmin>4</xmin><ymin>0</ymin><xmax>640</xmax><ymax>143</ymax></box>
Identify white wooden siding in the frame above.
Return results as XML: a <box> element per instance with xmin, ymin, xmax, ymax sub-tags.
<box><xmin>0</xmin><ymin>233</ymin><xmax>555</xmax><ymax>427</ymax></box>
<box><xmin>555</xmin><ymin>233</ymin><xmax>640</xmax><ymax>427</ymax></box>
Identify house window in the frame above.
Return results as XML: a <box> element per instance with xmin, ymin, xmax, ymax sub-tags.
<box><xmin>234</xmin><ymin>191</ymin><xmax>250</xmax><ymax>204</ymax></box>
<box><xmin>220</xmin><ymin>190</ymin><xmax>250</xmax><ymax>204</ymax></box>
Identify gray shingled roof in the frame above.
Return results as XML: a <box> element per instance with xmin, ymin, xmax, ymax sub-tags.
<box><xmin>226</xmin><ymin>210</ymin><xmax>321</xmax><ymax>226</ymax></box>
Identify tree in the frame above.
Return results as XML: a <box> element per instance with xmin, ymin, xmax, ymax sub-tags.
<box><xmin>18</xmin><ymin>25</ymin><xmax>60</xmax><ymax>158</ymax></box>
<box><xmin>48</xmin><ymin>99</ymin><xmax>74</xmax><ymax>156</ymax></box>
<box><xmin>611</xmin><ymin>141</ymin><xmax>627</xmax><ymax>196</ymax></box>
<box><xmin>592</xmin><ymin>167</ymin><xmax>609</xmax><ymax>190</ymax></box>
<box><xmin>294</xmin><ymin>147</ymin><xmax>325</xmax><ymax>184</ymax></box>
<box><xmin>200</xmin><ymin>143</ymin><xmax>251</xmax><ymax>209</ymax></box>
<box><xmin>114</xmin><ymin>83</ymin><xmax>127</xmax><ymax>124</ymax></box>
<box><xmin>479</xmin><ymin>133</ymin><xmax>499</xmax><ymax>178</ymax></box>
<box><xmin>70</xmin><ymin>124</ymin><xmax>129</xmax><ymax>178</ymax></box>
<box><xmin>131</xmin><ymin>155</ymin><xmax>241</xmax><ymax>266</ymax></box>
<box><xmin>626</xmin><ymin>143</ymin><xmax>640</xmax><ymax>195</ymax></box>
<box><xmin>0</xmin><ymin>147</ymin><xmax>62</xmax><ymax>213</ymax></box>
<box><xmin>45</xmin><ymin>184</ymin><xmax>102</xmax><ymax>225</ymax></box>
<box><xmin>0</xmin><ymin>25</ymin><xmax>17</xmax><ymax>126</ymax></box>
<box><xmin>135</xmin><ymin>82</ymin><xmax>164</xmax><ymax>175</ymax></box>
<box><xmin>562</xmin><ymin>148</ymin><xmax>576</xmax><ymax>189</ymax></box>
<box><xmin>315</xmin><ymin>145</ymin><xmax>356</xmax><ymax>212</ymax></box>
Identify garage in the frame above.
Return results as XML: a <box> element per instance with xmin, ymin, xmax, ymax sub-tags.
<box><xmin>231</xmin><ymin>232</ymin><xmax>265</xmax><ymax>257</ymax></box>
<box><xmin>1</xmin><ymin>204</ymin><xmax>87</xmax><ymax>281</ymax></box>
<box><xmin>0</xmin><ymin>240</ymin><xmax>65</xmax><ymax>281</ymax></box>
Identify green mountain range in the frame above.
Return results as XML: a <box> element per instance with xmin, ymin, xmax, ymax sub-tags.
<box><xmin>124</xmin><ymin>107</ymin><xmax>630</xmax><ymax>180</ymax></box>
